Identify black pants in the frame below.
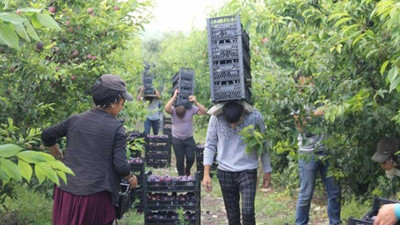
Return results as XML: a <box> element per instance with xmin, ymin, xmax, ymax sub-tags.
<box><xmin>172</xmin><ymin>136</ymin><xmax>196</xmax><ymax>176</ymax></box>
<box><xmin>217</xmin><ymin>169</ymin><xmax>258</xmax><ymax>225</ymax></box>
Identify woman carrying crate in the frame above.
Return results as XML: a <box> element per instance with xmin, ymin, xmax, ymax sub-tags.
<box><xmin>165</xmin><ymin>89</ymin><xmax>208</xmax><ymax>176</ymax></box>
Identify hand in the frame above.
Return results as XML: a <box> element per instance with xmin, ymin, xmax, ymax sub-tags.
<box><xmin>202</xmin><ymin>175</ymin><xmax>212</xmax><ymax>192</ymax></box>
<box><xmin>140</xmin><ymin>86</ymin><xmax>145</xmax><ymax>92</ymax></box>
<box><xmin>173</xmin><ymin>89</ymin><xmax>179</xmax><ymax>98</ymax></box>
<box><xmin>188</xmin><ymin>95</ymin><xmax>197</xmax><ymax>103</ymax></box>
<box><xmin>374</xmin><ymin>204</ymin><xmax>398</xmax><ymax>225</ymax></box>
<box><xmin>128</xmin><ymin>175</ymin><xmax>138</xmax><ymax>189</ymax></box>
<box><xmin>262</xmin><ymin>172</ymin><xmax>271</xmax><ymax>188</ymax></box>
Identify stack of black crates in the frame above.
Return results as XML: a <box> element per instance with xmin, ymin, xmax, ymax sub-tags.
<box><xmin>143</xmin><ymin>63</ymin><xmax>155</xmax><ymax>95</ymax></box>
<box><xmin>144</xmin><ymin>172</ymin><xmax>201</xmax><ymax>225</ymax></box>
<box><xmin>207</xmin><ymin>14</ymin><xmax>251</xmax><ymax>103</ymax></box>
<box><xmin>145</xmin><ymin>135</ymin><xmax>171</xmax><ymax>168</ymax></box>
<box><xmin>163</xmin><ymin>116</ymin><xmax>172</xmax><ymax>137</ymax></box>
<box><xmin>115</xmin><ymin>131</ymin><xmax>145</xmax><ymax>218</ymax></box>
<box><xmin>127</xmin><ymin>131</ymin><xmax>145</xmax><ymax>213</ymax></box>
<box><xmin>172</xmin><ymin>68</ymin><xmax>195</xmax><ymax>106</ymax></box>
<box><xmin>348</xmin><ymin>197</ymin><xmax>400</xmax><ymax>225</ymax></box>
<box><xmin>195</xmin><ymin>145</ymin><xmax>218</xmax><ymax>179</ymax></box>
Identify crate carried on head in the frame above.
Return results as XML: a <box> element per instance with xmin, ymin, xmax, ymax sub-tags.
<box><xmin>171</xmin><ymin>68</ymin><xmax>195</xmax><ymax>107</ymax></box>
<box><xmin>207</xmin><ymin>14</ymin><xmax>252</xmax><ymax>104</ymax></box>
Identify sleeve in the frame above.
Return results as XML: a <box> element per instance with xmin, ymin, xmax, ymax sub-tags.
<box><xmin>204</xmin><ymin>115</ymin><xmax>218</xmax><ymax>166</ymax></box>
<box><xmin>192</xmin><ymin>105</ymin><xmax>199</xmax><ymax>115</ymax></box>
<box><xmin>41</xmin><ymin>117</ymin><xmax>71</xmax><ymax>147</ymax></box>
<box><xmin>256</xmin><ymin>111</ymin><xmax>272</xmax><ymax>173</ymax></box>
<box><xmin>112</xmin><ymin>124</ymin><xmax>131</xmax><ymax>177</ymax></box>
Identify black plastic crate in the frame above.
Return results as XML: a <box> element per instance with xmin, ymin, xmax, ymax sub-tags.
<box><xmin>348</xmin><ymin>197</ymin><xmax>400</xmax><ymax>225</ymax></box>
<box><xmin>207</xmin><ymin>15</ymin><xmax>242</xmax><ymax>39</ymax></box>
<box><xmin>145</xmin><ymin>211</ymin><xmax>198</xmax><ymax>225</ymax></box>
<box><xmin>209</xmin><ymin>36</ymin><xmax>250</xmax><ymax>67</ymax></box>
<box><xmin>146</xmin><ymin>159</ymin><xmax>168</xmax><ymax>168</ymax></box>
<box><xmin>145</xmin><ymin>173</ymin><xmax>199</xmax><ymax>192</ymax></box>
<box><xmin>171</xmin><ymin>68</ymin><xmax>195</xmax><ymax>107</ymax></box>
<box><xmin>130</xmin><ymin>161</ymin><xmax>145</xmax><ymax>173</ymax></box>
<box><xmin>348</xmin><ymin>217</ymin><xmax>373</xmax><ymax>225</ymax></box>
<box><xmin>115</xmin><ymin>183</ymin><xmax>132</xmax><ymax>219</ymax></box>
<box><xmin>163</xmin><ymin>116</ymin><xmax>172</xmax><ymax>125</ymax></box>
<box><xmin>212</xmin><ymin>86</ymin><xmax>251</xmax><ymax>104</ymax></box>
<box><xmin>146</xmin><ymin>135</ymin><xmax>169</xmax><ymax>143</ymax></box>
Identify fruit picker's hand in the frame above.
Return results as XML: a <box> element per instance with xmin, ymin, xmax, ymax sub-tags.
<box><xmin>126</xmin><ymin>174</ymin><xmax>138</xmax><ymax>189</ymax></box>
<box><xmin>140</xmin><ymin>86</ymin><xmax>145</xmax><ymax>92</ymax></box>
<box><xmin>188</xmin><ymin>95</ymin><xmax>197</xmax><ymax>104</ymax></box>
<box><xmin>173</xmin><ymin>89</ymin><xmax>179</xmax><ymax>99</ymax></box>
<box><xmin>373</xmin><ymin>203</ymin><xmax>398</xmax><ymax>225</ymax></box>
<box><xmin>202</xmin><ymin>174</ymin><xmax>212</xmax><ymax>193</ymax></box>
<box><xmin>262</xmin><ymin>172</ymin><xmax>271</xmax><ymax>188</ymax></box>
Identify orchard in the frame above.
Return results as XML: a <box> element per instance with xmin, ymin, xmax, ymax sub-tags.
<box><xmin>1</xmin><ymin>0</ymin><xmax>400</xmax><ymax>224</ymax></box>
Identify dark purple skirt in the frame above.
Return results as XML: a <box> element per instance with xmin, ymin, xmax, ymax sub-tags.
<box><xmin>52</xmin><ymin>186</ymin><xmax>116</xmax><ymax>225</ymax></box>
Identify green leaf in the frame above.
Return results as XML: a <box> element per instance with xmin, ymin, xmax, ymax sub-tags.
<box><xmin>0</xmin><ymin>158</ymin><xmax>22</xmax><ymax>182</ymax></box>
<box><xmin>352</xmin><ymin>33</ymin><xmax>366</xmax><ymax>46</ymax></box>
<box><xmin>25</xmin><ymin>20</ymin><xmax>40</xmax><ymax>41</ymax></box>
<box><xmin>387</xmin><ymin>66</ymin><xmax>399</xmax><ymax>84</ymax></box>
<box><xmin>390</xmin><ymin>76</ymin><xmax>400</xmax><ymax>93</ymax></box>
<box><xmin>34</xmin><ymin>163</ymin><xmax>46</xmax><ymax>184</ymax></box>
<box><xmin>0</xmin><ymin>21</ymin><xmax>20</xmax><ymax>49</ymax></box>
<box><xmin>38</xmin><ymin>152</ymin><xmax>55</xmax><ymax>161</ymax></box>
<box><xmin>30</xmin><ymin>14</ymin><xmax>42</xmax><ymax>28</ymax></box>
<box><xmin>17</xmin><ymin>150</ymin><xmax>47</xmax><ymax>163</ymax></box>
<box><xmin>48</xmin><ymin>160</ymin><xmax>74</xmax><ymax>175</ymax></box>
<box><xmin>334</xmin><ymin>17</ymin><xmax>352</xmax><ymax>27</ymax></box>
<box><xmin>14</xmin><ymin>23</ymin><xmax>30</xmax><ymax>42</ymax></box>
<box><xmin>0</xmin><ymin>13</ymin><xmax>25</xmax><ymax>24</ymax></box>
<box><xmin>381</xmin><ymin>60</ymin><xmax>390</xmax><ymax>75</ymax></box>
<box><xmin>34</xmin><ymin>13</ymin><xmax>60</xmax><ymax>31</ymax></box>
<box><xmin>36</xmin><ymin>162</ymin><xmax>59</xmax><ymax>185</ymax></box>
<box><xmin>18</xmin><ymin>160</ymin><xmax>32</xmax><ymax>182</ymax></box>
<box><xmin>0</xmin><ymin>144</ymin><xmax>23</xmax><ymax>157</ymax></box>
<box><xmin>55</xmin><ymin>170</ymin><xmax>67</xmax><ymax>184</ymax></box>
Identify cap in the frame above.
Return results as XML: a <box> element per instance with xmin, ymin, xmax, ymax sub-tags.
<box><xmin>93</xmin><ymin>74</ymin><xmax>133</xmax><ymax>101</ymax></box>
<box><xmin>372</xmin><ymin>138</ymin><xmax>400</xmax><ymax>163</ymax></box>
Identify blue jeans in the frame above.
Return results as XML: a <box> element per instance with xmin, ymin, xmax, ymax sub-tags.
<box><xmin>295</xmin><ymin>152</ymin><xmax>341</xmax><ymax>225</ymax></box>
<box><xmin>144</xmin><ymin>118</ymin><xmax>159</xmax><ymax>135</ymax></box>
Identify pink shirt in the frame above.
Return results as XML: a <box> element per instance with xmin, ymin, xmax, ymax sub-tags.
<box><xmin>171</xmin><ymin>106</ymin><xmax>199</xmax><ymax>140</ymax></box>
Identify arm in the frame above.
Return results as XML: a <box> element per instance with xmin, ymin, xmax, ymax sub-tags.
<box><xmin>112</xmin><ymin>125</ymin><xmax>131</xmax><ymax>177</ymax></box>
<box><xmin>165</xmin><ymin>89</ymin><xmax>179</xmax><ymax>115</ymax></box>
<box><xmin>374</xmin><ymin>203</ymin><xmax>399</xmax><ymax>225</ymax></box>
<box><xmin>41</xmin><ymin>117</ymin><xmax>71</xmax><ymax>160</ymax></box>
<box><xmin>188</xmin><ymin>95</ymin><xmax>207</xmax><ymax>115</ymax></box>
<box><xmin>155</xmin><ymin>90</ymin><xmax>161</xmax><ymax>99</ymax></box>
<box><xmin>202</xmin><ymin>115</ymin><xmax>218</xmax><ymax>192</ymax></box>
<box><xmin>136</xmin><ymin>86</ymin><xmax>145</xmax><ymax>101</ymax></box>
<box><xmin>256</xmin><ymin>112</ymin><xmax>272</xmax><ymax>188</ymax></box>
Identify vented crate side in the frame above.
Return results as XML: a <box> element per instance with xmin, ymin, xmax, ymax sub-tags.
<box><xmin>348</xmin><ymin>217</ymin><xmax>373</xmax><ymax>225</ymax></box>
<box><xmin>212</xmin><ymin>88</ymin><xmax>251</xmax><ymax>103</ymax></box>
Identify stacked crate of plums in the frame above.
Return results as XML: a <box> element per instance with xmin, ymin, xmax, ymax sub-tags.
<box><xmin>144</xmin><ymin>172</ymin><xmax>201</xmax><ymax>225</ymax></box>
<box><xmin>195</xmin><ymin>145</ymin><xmax>218</xmax><ymax>179</ymax></box>
<box><xmin>126</xmin><ymin>130</ymin><xmax>146</xmax><ymax>213</ymax></box>
<box><xmin>145</xmin><ymin>134</ymin><xmax>170</xmax><ymax>168</ymax></box>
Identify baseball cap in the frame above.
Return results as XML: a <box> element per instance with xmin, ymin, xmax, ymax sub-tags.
<box><xmin>371</xmin><ymin>138</ymin><xmax>400</xmax><ymax>163</ymax></box>
<box><xmin>92</xmin><ymin>74</ymin><xmax>133</xmax><ymax>101</ymax></box>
